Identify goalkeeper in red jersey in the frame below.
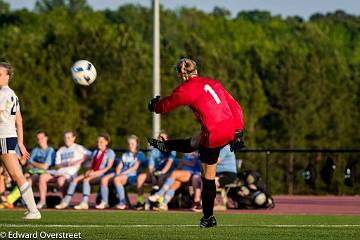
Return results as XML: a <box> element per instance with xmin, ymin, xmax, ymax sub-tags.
<box><xmin>148</xmin><ymin>58</ymin><xmax>244</xmax><ymax>228</ymax></box>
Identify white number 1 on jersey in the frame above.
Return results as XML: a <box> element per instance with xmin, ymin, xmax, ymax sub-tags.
<box><xmin>204</xmin><ymin>84</ymin><xmax>221</xmax><ymax>104</ymax></box>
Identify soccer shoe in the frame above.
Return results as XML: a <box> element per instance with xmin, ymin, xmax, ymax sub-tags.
<box><xmin>200</xmin><ymin>216</ymin><xmax>217</xmax><ymax>228</ymax></box>
<box><xmin>55</xmin><ymin>201</ymin><xmax>69</xmax><ymax>210</ymax></box>
<box><xmin>0</xmin><ymin>202</ymin><xmax>13</xmax><ymax>209</ymax></box>
<box><xmin>74</xmin><ymin>201</ymin><xmax>89</xmax><ymax>210</ymax></box>
<box><xmin>95</xmin><ymin>201</ymin><xmax>109</xmax><ymax>210</ymax></box>
<box><xmin>147</xmin><ymin>138</ymin><xmax>170</xmax><ymax>154</ymax></box>
<box><xmin>148</xmin><ymin>194</ymin><xmax>161</xmax><ymax>203</ymax></box>
<box><xmin>36</xmin><ymin>201</ymin><xmax>47</xmax><ymax>209</ymax></box>
<box><xmin>153</xmin><ymin>202</ymin><xmax>168</xmax><ymax>211</ymax></box>
<box><xmin>23</xmin><ymin>211</ymin><xmax>41</xmax><ymax>220</ymax></box>
<box><xmin>115</xmin><ymin>203</ymin><xmax>126</xmax><ymax>210</ymax></box>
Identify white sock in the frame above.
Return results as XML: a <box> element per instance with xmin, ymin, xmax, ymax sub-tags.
<box><xmin>20</xmin><ymin>182</ymin><xmax>39</xmax><ymax>213</ymax></box>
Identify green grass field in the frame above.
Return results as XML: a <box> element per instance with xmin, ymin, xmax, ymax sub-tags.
<box><xmin>0</xmin><ymin>210</ymin><xmax>359</xmax><ymax>240</ymax></box>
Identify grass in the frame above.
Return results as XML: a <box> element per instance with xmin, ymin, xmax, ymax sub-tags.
<box><xmin>0</xmin><ymin>209</ymin><xmax>359</xmax><ymax>239</ymax></box>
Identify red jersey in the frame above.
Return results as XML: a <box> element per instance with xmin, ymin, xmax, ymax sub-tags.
<box><xmin>154</xmin><ymin>76</ymin><xmax>244</xmax><ymax>148</ymax></box>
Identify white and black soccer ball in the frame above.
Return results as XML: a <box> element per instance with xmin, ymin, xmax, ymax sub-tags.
<box><xmin>71</xmin><ymin>60</ymin><xmax>97</xmax><ymax>86</ymax></box>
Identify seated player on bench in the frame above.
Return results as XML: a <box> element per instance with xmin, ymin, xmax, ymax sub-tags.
<box><xmin>55</xmin><ymin>133</ymin><xmax>115</xmax><ymax>210</ymax></box>
<box><xmin>96</xmin><ymin>134</ymin><xmax>144</xmax><ymax>210</ymax></box>
<box><xmin>135</xmin><ymin>131</ymin><xmax>176</xmax><ymax>210</ymax></box>
<box><xmin>148</xmin><ymin>151</ymin><xmax>201</xmax><ymax>211</ymax></box>
<box><xmin>1</xmin><ymin>131</ymin><xmax>55</xmax><ymax>209</ymax></box>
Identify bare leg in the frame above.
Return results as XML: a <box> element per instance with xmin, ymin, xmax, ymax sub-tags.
<box><xmin>192</xmin><ymin>174</ymin><xmax>202</xmax><ymax>203</ymax></box>
<box><xmin>1</xmin><ymin>154</ymin><xmax>38</xmax><ymax>213</ymax></box>
<box><xmin>38</xmin><ymin>173</ymin><xmax>54</xmax><ymax>204</ymax></box>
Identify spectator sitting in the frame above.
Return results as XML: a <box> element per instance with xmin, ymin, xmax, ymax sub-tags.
<box><xmin>96</xmin><ymin>134</ymin><xmax>144</xmax><ymax>210</ymax></box>
<box><xmin>55</xmin><ymin>133</ymin><xmax>115</xmax><ymax>210</ymax></box>
<box><xmin>1</xmin><ymin>131</ymin><xmax>54</xmax><ymax>209</ymax></box>
<box><xmin>215</xmin><ymin>144</ymin><xmax>237</xmax><ymax>188</ymax></box>
<box><xmin>149</xmin><ymin>151</ymin><xmax>201</xmax><ymax>211</ymax></box>
<box><xmin>190</xmin><ymin>144</ymin><xmax>237</xmax><ymax>211</ymax></box>
<box><xmin>37</xmin><ymin>130</ymin><xmax>90</xmax><ymax>209</ymax></box>
<box><xmin>136</xmin><ymin>131</ymin><xmax>176</xmax><ymax>210</ymax></box>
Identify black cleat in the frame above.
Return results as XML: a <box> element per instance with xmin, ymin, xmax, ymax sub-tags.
<box><xmin>147</xmin><ymin>137</ymin><xmax>170</xmax><ymax>154</ymax></box>
<box><xmin>200</xmin><ymin>215</ymin><xmax>217</xmax><ymax>228</ymax></box>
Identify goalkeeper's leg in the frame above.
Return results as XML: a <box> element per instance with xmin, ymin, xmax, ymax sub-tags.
<box><xmin>148</xmin><ymin>132</ymin><xmax>200</xmax><ymax>153</ymax></box>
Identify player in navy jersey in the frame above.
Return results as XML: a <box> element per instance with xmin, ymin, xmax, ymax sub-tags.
<box><xmin>96</xmin><ymin>135</ymin><xmax>144</xmax><ymax>209</ymax></box>
<box><xmin>149</xmin><ymin>151</ymin><xmax>201</xmax><ymax>211</ymax></box>
<box><xmin>136</xmin><ymin>131</ymin><xmax>176</xmax><ymax>210</ymax></box>
<box><xmin>148</xmin><ymin>58</ymin><xmax>244</xmax><ymax>227</ymax></box>
<box><xmin>55</xmin><ymin>133</ymin><xmax>115</xmax><ymax>210</ymax></box>
<box><xmin>0</xmin><ymin>62</ymin><xmax>40</xmax><ymax>219</ymax></box>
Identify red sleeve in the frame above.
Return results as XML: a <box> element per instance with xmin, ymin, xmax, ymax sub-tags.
<box><xmin>224</xmin><ymin>89</ymin><xmax>244</xmax><ymax>130</ymax></box>
<box><xmin>154</xmin><ymin>84</ymin><xmax>191</xmax><ymax>113</ymax></box>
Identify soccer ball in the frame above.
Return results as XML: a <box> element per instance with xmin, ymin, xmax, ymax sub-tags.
<box><xmin>71</xmin><ymin>60</ymin><xmax>97</xmax><ymax>86</ymax></box>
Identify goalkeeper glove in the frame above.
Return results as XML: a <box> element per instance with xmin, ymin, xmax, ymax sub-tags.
<box><xmin>230</xmin><ymin>130</ymin><xmax>245</xmax><ymax>152</ymax></box>
<box><xmin>148</xmin><ymin>96</ymin><xmax>161</xmax><ymax>112</ymax></box>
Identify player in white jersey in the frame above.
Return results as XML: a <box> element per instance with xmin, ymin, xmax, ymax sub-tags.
<box><xmin>0</xmin><ymin>62</ymin><xmax>41</xmax><ymax>219</ymax></box>
<box><xmin>37</xmin><ymin>130</ymin><xmax>90</xmax><ymax>208</ymax></box>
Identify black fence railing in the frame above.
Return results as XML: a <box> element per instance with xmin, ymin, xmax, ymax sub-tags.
<box><xmin>107</xmin><ymin>148</ymin><xmax>359</xmax><ymax>195</ymax></box>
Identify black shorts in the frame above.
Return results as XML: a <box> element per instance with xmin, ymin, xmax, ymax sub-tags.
<box><xmin>198</xmin><ymin>144</ymin><xmax>225</xmax><ymax>165</ymax></box>
<box><xmin>0</xmin><ymin>137</ymin><xmax>17</xmax><ymax>155</ymax></box>
<box><xmin>216</xmin><ymin>172</ymin><xmax>237</xmax><ymax>187</ymax></box>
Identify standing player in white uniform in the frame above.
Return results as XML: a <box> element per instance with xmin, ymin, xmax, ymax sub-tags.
<box><xmin>0</xmin><ymin>62</ymin><xmax>41</xmax><ymax>219</ymax></box>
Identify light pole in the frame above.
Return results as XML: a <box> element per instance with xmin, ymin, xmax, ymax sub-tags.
<box><xmin>152</xmin><ymin>0</ymin><xmax>161</xmax><ymax>138</ymax></box>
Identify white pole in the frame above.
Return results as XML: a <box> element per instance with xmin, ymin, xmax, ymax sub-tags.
<box><xmin>152</xmin><ymin>0</ymin><xmax>161</xmax><ymax>138</ymax></box>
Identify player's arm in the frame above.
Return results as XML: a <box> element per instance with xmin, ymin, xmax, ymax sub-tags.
<box><xmin>122</xmin><ymin>160</ymin><xmax>140</xmax><ymax>175</ymax></box>
<box><xmin>54</xmin><ymin>150</ymin><xmax>64</xmax><ymax>169</ymax></box>
<box><xmin>18</xmin><ymin>154</ymin><xmax>28</xmax><ymax>166</ymax></box>
<box><xmin>152</xmin><ymin>85</ymin><xmax>190</xmax><ymax>114</ymax></box>
<box><xmin>70</xmin><ymin>149</ymin><xmax>91</xmax><ymax>167</ymax></box>
<box><xmin>159</xmin><ymin>159</ymin><xmax>173</xmax><ymax>175</ymax></box>
<box><xmin>30</xmin><ymin>161</ymin><xmax>49</xmax><ymax>170</ymax></box>
<box><xmin>148</xmin><ymin>151</ymin><xmax>156</xmax><ymax>175</ymax></box>
<box><xmin>15</xmin><ymin>111</ymin><xmax>29</xmax><ymax>159</ymax></box>
<box><xmin>115</xmin><ymin>161</ymin><xmax>123</xmax><ymax>175</ymax></box>
<box><xmin>92</xmin><ymin>158</ymin><xmax>114</xmax><ymax>177</ymax></box>
<box><xmin>68</xmin><ymin>157</ymin><xmax>85</xmax><ymax>167</ymax></box>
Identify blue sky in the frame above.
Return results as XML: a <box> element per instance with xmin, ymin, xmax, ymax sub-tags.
<box><xmin>6</xmin><ymin>0</ymin><xmax>360</xmax><ymax>19</ymax></box>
